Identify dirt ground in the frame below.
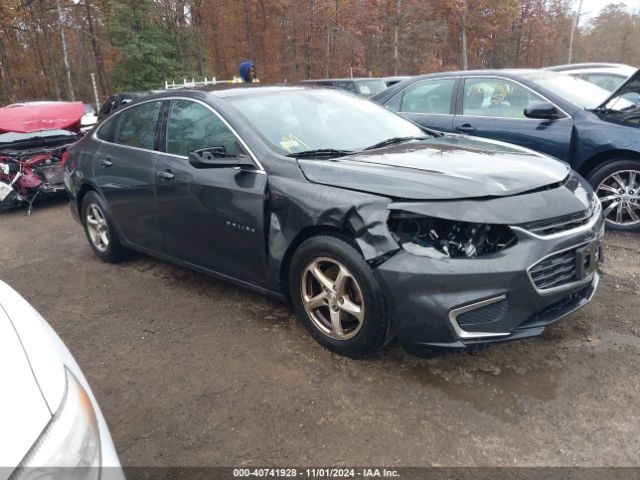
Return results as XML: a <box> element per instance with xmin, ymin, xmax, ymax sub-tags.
<box><xmin>1</xmin><ymin>196</ymin><xmax>639</xmax><ymax>467</ymax></box>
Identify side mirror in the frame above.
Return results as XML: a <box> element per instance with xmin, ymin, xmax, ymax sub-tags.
<box><xmin>188</xmin><ymin>146</ymin><xmax>255</xmax><ymax>169</ymax></box>
<box><xmin>524</xmin><ymin>102</ymin><xmax>561</xmax><ymax>120</ymax></box>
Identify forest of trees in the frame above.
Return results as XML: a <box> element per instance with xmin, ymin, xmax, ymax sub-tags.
<box><xmin>0</xmin><ymin>0</ymin><xmax>639</xmax><ymax>105</ymax></box>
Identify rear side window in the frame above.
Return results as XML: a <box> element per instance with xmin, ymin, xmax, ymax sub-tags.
<box><xmin>390</xmin><ymin>78</ymin><xmax>456</xmax><ymax>114</ymax></box>
<box><xmin>113</xmin><ymin>101</ymin><xmax>163</xmax><ymax>150</ymax></box>
<box><xmin>165</xmin><ymin>100</ymin><xmax>244</xmax><ymax>157</ymax></box>
<box><xmin>96</xmin><ymin>116</ymin><xmax>117</xmax><ymax>142</ymax></box>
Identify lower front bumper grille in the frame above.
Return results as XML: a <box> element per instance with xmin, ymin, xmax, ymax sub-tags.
<box><xmin>457</xmin><ymin>297</ymin><xmax>508</xmax><ymax>328</ymax></box>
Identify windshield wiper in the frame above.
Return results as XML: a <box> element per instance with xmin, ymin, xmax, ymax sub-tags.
<box><xmin>620</xmin><ymin>103</ymin><xmax>640</xmax><ymax>112</ymax></box>
<box><xmin>363</xmin><ymin>136</ymin><xmax>429</xmax><ymax>151</ymax></box>
<box><xmin>286</xmin><ymin>148</ymin><xmax>355</xmax><ymax>159</ymax></box>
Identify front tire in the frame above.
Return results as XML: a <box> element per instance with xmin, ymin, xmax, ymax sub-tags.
<box><xmin>289</xmin><ymin>235</ymin><xmax>389</xmax><ymax>358</ymax></box>
<box><xmin>588</xmin><ymin>159</ymin><xmax>640</xmax><ymax>232</ymax></box>
<box><xmin>81</xmin><ymin>191</ymin><xmax>123</xmax><ymax>262</ymax></box>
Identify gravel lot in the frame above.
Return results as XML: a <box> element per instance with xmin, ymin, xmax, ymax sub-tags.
<box><xmin>1</xmin><ymin>197</ymin><xmax>639</xmax><ymax>467</ymax></box>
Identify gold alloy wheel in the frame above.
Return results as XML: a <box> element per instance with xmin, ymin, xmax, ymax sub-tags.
<box><xmin>301</xmin><ymin>257</ymin><xmax>365</xmax><ymax>341</ymax></box>
<box><xmin>85</xmin><ymin>203</ymin><xmax>110</xmax><ymax>253</ymax></box>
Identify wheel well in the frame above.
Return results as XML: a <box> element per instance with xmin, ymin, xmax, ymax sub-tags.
<box><xmin>578</xmin><ymin>149</ymin><xmax>640</xmax><ymax>180</ymax></box>
<box><xmin>278</xmin><ymin>225</ymin><xmax>362</xmax><ymax>300</ymax></box>
<box><xmin>76</xmin><ymin>184</ymin><xmax>96</xmax><ymax>219</ymax></box>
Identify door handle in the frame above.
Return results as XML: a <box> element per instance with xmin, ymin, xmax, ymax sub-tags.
<box><xmin>455</xmin><ymin>124</ymin><xmax>477</xmax><ymax>133</ymax></box>
<box><xmin>100</xmin><ymin>158</ymin><xmax>113</xmax><ymax>167</ymax></box>
<box><xmin>158</xmin><ymin>169</ymin><xmax>175</xmax><ymax>180</ymax></box>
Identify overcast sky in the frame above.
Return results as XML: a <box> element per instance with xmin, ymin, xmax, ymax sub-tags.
<box><xmin>578</xmin><ymin>0</ymin><xmax>640</xmax><ymax>19</ymax></box>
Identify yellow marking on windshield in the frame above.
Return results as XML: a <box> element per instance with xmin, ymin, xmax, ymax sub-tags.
<box><xmin>280</xmin><ymin>134</ymin><xmax>311</xmax><ymax>153</ymax></box>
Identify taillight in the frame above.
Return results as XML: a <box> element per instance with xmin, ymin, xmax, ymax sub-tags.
<box><xmin>61</xmin><ymin>151</ymin><xmax>70</xmax><ymax>167</ymax></box>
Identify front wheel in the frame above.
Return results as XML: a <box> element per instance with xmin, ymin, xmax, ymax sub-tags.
<box><xmin>588</xmin><ymin>159</ymin><xmax>640</xmax><ymax>232</ymax></box>
<box><xmin>289</xmin><ymin>235</ymin><xmax>389</xmax><ymax>358</ymax></box>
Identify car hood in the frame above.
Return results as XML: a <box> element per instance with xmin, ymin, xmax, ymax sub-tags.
<box><xmin>297</xmin><ymin>135</ymin><xmax>570</xmax><ymax>200</ymax></box>
<box><xmin>596</xmin><ymin>68</ymin><xmax>640</xmax><ymax>110</ymax></box>
<box><xmin>0</xmin><ymin>102</ymin><xmax>84</xmax><ymax>134</ymax></box>
<box><xmin>0</xmin><ymin>301</ymin><xmax>51</xmax><ymax>471</ymax></box>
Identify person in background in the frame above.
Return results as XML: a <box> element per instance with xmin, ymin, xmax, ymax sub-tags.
<box><xmin>239</xmin><ymin>60</ymin><xmax>260</xmax><ymax>83</ymax></box>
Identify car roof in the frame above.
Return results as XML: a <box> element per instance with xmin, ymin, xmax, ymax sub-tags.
<box><xmin>409</xmin><ymin>68</ymin><xmax>541</xmax><ymax>78</ymax></box>
<box><xmin>205</xmin><ymin>85</ymin><xmax>307</xmax><ymax>98</ymax></box>
<box><xmin>300</xmin><ymin>78</ymin><xmax>385</xmax><ymax>82</ymax></box>
<box><xmin>545</xmin><ymin>63</ymin><xmax>633</xmax><ymax>72</ymax></box>
<box><xmin>132</xmin><ymin>85</ymin><xmax>314</xmax><ymax>103</ymax></box>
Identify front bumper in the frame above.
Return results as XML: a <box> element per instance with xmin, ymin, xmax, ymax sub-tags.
<box><xmin>374</xmin><ymin>213</ymin><xmax>605</xmax><ymax>350</ymax></box>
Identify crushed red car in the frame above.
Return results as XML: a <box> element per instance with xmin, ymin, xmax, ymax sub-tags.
<box><xmin>0</xmin><ymin>102</ymin><xmax>83</xmax><ymax>212</ymax></box>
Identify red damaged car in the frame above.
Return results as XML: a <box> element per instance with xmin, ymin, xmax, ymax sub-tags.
<box><xmin>0</xmin><ymin>102</ymin><xmax>83</xmax><ymax>212</ymax></box>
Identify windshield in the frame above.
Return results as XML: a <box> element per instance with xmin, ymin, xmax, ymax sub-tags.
<box><xmin>226</xmin><ymin>89</ymin><xmax>426</xmax><ymax>154</ymax></box>
<box><xmin>601</xmin><ymin>73</ymin><xmax>640</xmax><ymax>113</ymax></box>
<box><xmin>525</xmin><ymin>72</ymin><xmax>611</xmax><ymax>109</ymax></box>
<box><xmin>355</xmin><ymin>80</ymin><xmax>388</xmax><ymax>97</ymax></box>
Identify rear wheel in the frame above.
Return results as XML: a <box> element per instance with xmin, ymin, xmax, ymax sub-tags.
<box><xmin>289</xmin><ymin>235</ymin><xmax>389</xmax><ymax>358</ymax></box>
<box><xmin>588</xmin><ymin>159</ymin><xmax>640</xmax><ymax>232</ymax></box>
<box><xmin>81</xmin><ymin>191</ymin><xmax>123</xmax><ymax>262</ymax></box>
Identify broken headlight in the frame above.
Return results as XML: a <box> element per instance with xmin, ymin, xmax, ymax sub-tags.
<box><xmin>388</xmin><ymin>212</ymin><xmax>517</xmax><ymax>259</ymax></box>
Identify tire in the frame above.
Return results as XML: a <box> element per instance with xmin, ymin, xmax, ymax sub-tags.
<box><xmin>81</xmin><ymin>191</ymin><xmax>123</xmax><ymax>262</ymax></box>
<box><xmin>587</xmin><ymin>159</ymin><xmax>640</xmax><ymax>232</ymax></box>
<box><xmin>289</xmin><ymin>235</ymin><xmax>389</xmax><ymax>358</ymax></box>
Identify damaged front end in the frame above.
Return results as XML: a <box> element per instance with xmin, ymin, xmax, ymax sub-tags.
<box><xmin>388</xmin><ymin>211</ymin><xmax>518</xmax><ymax>259</ymax></box>
<box><xmin>370</xmin><ymin>186</ymin><xmax>604</xmax><ymax>354</ymax></box>
<box><xmin>0</xmin><ymin>130</ymin><xmax>79</xmax><ymax>213</ymax></box>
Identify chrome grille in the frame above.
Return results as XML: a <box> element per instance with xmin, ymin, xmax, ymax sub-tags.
<box><xmin>529</xmin><ymin>248</ymin><xmax>578</xmax><ymax>291</ymax></box>
<box><xmin>520</xmin><ymin>200</ymin><xmax>600</xmax><ymax>236</ymax></box>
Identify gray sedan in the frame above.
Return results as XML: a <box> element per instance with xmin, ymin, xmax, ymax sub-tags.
<box><xmin>64</xmin><ymin>87</ymin><xmax>603</xmax><ymax>358</ymax></box>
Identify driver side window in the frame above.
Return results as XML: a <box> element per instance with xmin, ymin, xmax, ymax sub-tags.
<box><xmin>462</xmin><ymin>78</ymin><xmax>545</xmax><ymax>118</ymax></box>
<box><xmin>166</xmin><ymin>100</ymin><xmax>245</xmax><ymax>157</ymax></box>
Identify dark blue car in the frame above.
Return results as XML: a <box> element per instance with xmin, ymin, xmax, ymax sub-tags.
<box><xmin>373</xmin><ymin>69</ymin><xmax>640</xmax><ymax>231</ymax></box>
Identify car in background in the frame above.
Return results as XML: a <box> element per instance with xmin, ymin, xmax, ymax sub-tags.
<box><xmin>65</xmin><ymin>87</ymin><xmax>603</xmax><ymax>358</ymax></box>
<box><xmin>382</xmin><ymin>76</ymin><xmax>411</xmax><ymax>87</ymax></box>
<box><xmin>0</xmin><ymin>102</ymin><xmax>84</xmax><ymax>211</ymax></box>
<box><xmin>300</xmin><ymin>78</ymin><xmax>388</xmax><ymax>98</ymax></box>
<box><xmin>373</xmin><ymin>69</ymin><xmax>640</xmax><ymax>231</ymax></box>
<box><xmin>0</xmin><ymin>280</ymin><xmax>123</xmax><ymax>479</ymax></box>
<box><xmin>97</xmin><ymin>91</ymin><xmax>152</xmax><ymax>121</ymax></box>
<box><xmin>545</xmin><ymin>63</ymin><xmax>636</xmax><ymax>92</ymax></box>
